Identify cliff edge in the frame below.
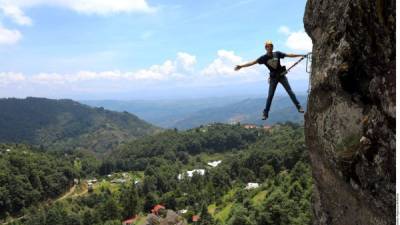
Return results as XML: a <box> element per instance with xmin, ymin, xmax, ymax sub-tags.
<box><xmin>303</xmin><ymin>0</ymin><xmax>395</xmax><ymax>224</ymax></box>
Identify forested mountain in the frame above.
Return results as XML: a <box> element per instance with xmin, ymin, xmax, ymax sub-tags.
<box><xmin>105</xmin><ymin>123</ymin><xmax>261</xmax><ymax>172</ymax></box>
<box><xmin>0</xmin><ymin>97</ymin><xmax>159</xmax><ymax>154</ymax></box>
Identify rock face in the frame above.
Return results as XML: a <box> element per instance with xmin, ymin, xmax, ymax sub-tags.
<box><xmin>303</xmin><ymin>0</ymin><xmax>395</xmax><ymax>225</ymax></box>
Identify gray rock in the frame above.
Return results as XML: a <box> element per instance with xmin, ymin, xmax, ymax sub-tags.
<box><xmin>304</xmin><ymin>0</ymin><xmax>395</xmax><ymax>224</ymax></box>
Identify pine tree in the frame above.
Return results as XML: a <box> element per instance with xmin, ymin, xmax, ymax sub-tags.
<box><xmin>199</xmin><ymin>203</ymin><xmax>213</xmax><ymax>225</ymax></box>
<box><xmin>120</xmin><ymin>183</ymin><xmax>140</xmax><ymax>219</ymax></box>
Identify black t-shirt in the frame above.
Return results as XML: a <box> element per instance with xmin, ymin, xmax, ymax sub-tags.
<box><xmin>257</xmin><ymin>51</ymin><xmax>287</xmax><ymax>77</ymax></box>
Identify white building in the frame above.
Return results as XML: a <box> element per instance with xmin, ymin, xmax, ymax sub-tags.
<box><xmin>178</xmin><ymin>169</ymin><xmax>206</xmax><ymax>180</ymax></box>
<box><xmin>87</xmin><ymin>178</ymin><xmax>97</xmax><ymax>183</ymax></box>
<box><xmin>111</xmin><ymin>178</ymin><xmax>126</xmax><ymax>184</ymax></box>
<box><xmin>245</xmin><ymin>183</ymin><xmax>259</xmax><ymax>190</ymax></box>
<box><xmin>207</xmin><ymin>160</ymin><xmax>222</xmax><ymax>168</ymax></box>
<box><xmin>178</xmin><ymin>209</ymin><xmax>188</xmax><ymax>214</ymax></box>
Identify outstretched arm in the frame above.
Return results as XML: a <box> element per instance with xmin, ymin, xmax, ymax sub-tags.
<box><xmin>234</xmin><ymin>60</ymin><xmax>258</xmax><ymax>71</ymax></box>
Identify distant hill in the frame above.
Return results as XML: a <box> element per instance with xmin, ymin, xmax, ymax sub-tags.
<box><xmin>173</xmin><ymin>95</ymin><xmax>308</xmax><ymax>129</ymax></box>
<box><xmin>82</xmin><ymin>97</ymin><xmax>245</xmax><ymax>128</ymax></box>
<box><xmin>82</xmin><ymin>95</ymin><xmax>307</xmax><ymax>130</ymax></box>
<box><xmin>0</xmin><ymin>97</ymin><xmax>159</xmax><ymax>154</ymax></box>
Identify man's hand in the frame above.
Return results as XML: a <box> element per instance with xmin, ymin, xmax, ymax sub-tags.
<box><xmin>234</xmin><ymin>65</ymin><xmax>242</xmax><ymax>71</ymax></box>
<box><xmin>234</xmin><ymin>60</ymin><xmax>257</xmax><ymax>71</ymax></box>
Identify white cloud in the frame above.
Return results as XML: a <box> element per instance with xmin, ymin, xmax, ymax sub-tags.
<box><xmin>177</xmin><ymin>52</ymin><xmax>196</xmax><ymax>71</ymax></box>
<box><xmin>33</xmin><ymin>73</ymin><xmax>66</xmax><ymax>84</ymax></box>
<box><xmin>76</xmin><ymin>71</ymin><xmax>124</xmax><ymax>81</ymax></box>
<box><xmin>198</xmin><ymin>50</ymin><xmax>268</xmax><ymax>87</ymax></box>
<box><xmin>0</xmin><ymin>50</ymin><xmax>259</xmax><ymax>86</ymax></box>
<box><xmin>1</xmin><ymin>5</ymin><xmax>32</xmax><ymax>25</ymax></box>
<box><xmin>278</xmin><ymin>26</ymin><xmax>312</xmax><ymax>52</ymax></box>
<box><xmin>201</xmin><ymin>50</ymin><xmax>243</xmax><ymax>76</ymax></box>
<box><xmin>25</xmin><ymin>52</ymin><xmax>196</xmax><ymax>84</ymax></box>
<box><xmin>0</xmin><ymin>0</ymin><xmax>155</xmax><ymax>45</ymax></box>
<box><xmin>0</xmin><ymin>72</ymin><xmax>26</xmax><ymax>85</ymax></box>
<box><xmin>286</xmin><ymin>31</ymin><xmax>312</xmax><ymax>52</ymax></box>
<box><xmin>134</xmin><ymin>60</ymin><xmax>176</xmax><ymax>80</ymax></box>
<box><xmin>2</xmin><ymin>50</ymin><xmax>309</xmax><ymax>98</ymax></box>
<box><xmin>0</xmin><ymin>25</ymin><xmax>22</xmax><ymax>44</ymax></box>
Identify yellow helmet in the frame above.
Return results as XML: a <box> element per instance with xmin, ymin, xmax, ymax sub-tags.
<box><xmin>265</xmin><ymin>40</ymin><xmax>273</xmax><ymax>46</ymax></box>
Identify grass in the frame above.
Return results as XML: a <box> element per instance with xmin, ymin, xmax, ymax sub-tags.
<box><xmin>197</xmin><ymin>152</ymin><xmax>226</xmax><ymax>162</ymax></box>
<box><xmin>133</xmin><ymin>171</ymin><xmax>145</xmax><ymax>179</ymax></box>
<box><xmin>211</xmin><ymin>186</ymin><xmax>240</xmax><ymax>222</ymax></box>
<box><xmin>251</xmin><ymin>190</ymin><xmax>268</xmax><ymax>206</ymax></box>
<box><xmin>86</xmin><ymin>171</ymin><xmax>145</xmax><ymax>197</ymax></box>
<box><xmin>208</xmin><ymin>203</ymin><xmax>217</xmax><ymax>216</ymax></box>
<box><xmin>94</xmin><ymin>180</ymin><xmax>119</xmax><ymax>194</ymax></box>
<box><xmin>214</xmin><ymin>203</ymin><xmax>234</xmax><ymax>222</ymax></box>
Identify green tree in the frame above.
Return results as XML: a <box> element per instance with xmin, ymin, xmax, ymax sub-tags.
<box><xmin>120</xmin><ymin>184</ymin><xmax>140</xmax><ymax>219</ymax></box>
<box><xmin>99</xmin><ymin>197</ymin><xmax>121</xmax><ymax>221</ymax></box>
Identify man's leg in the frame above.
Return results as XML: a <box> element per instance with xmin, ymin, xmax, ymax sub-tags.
<box><xmin>279</xmin><ymin>76</ymin><xmax>303</xmax><ymax>112</ymax></box>
<box><xmin>264</xmin><ymin>78</ymin><xmax>279</xmax><ymax>119</ymax></box>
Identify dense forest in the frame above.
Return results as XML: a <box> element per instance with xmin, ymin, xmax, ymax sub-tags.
<box><xmin>0</xmin><ymin>98</ymin><xmax>159</xmax><ymax>154</ymax></box>
<box><xmin>3</xmin><ymin>123</ymin><xmax>312</xmax><ymax>225</ymax></box>
<box><xmin>0</xmin><ymin>144</ymin><xmax>78</xmax><ymax>219</ymax></box>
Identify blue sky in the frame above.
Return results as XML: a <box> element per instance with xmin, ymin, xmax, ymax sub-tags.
<box><xmin>0</xmin><ymin>0</ymin><xmax>311</xmax><ymax>100</ymax></box>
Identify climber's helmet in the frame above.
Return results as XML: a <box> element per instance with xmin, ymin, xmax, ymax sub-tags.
<box><xmin>265</xmin><ymin>40</ymin><xmax>273</xmax><ymax>51</ymax></box>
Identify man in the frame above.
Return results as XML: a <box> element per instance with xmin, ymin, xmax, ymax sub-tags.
<box><xmin>234</xmin><ymin>40</ymin><xmax>305</xmax><ymax>120</ymax></box>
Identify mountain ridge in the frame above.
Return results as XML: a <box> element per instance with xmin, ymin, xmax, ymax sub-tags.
<box><xmin>0</xmin><ymin>97</ymin><xmax>159</xmax><ymax>155</ymax></box>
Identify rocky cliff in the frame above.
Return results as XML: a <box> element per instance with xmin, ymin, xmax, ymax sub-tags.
<box><xmin>303</xmin><ymin>0</ymin><xmax>395</xmax><ymax>224</ymax></box>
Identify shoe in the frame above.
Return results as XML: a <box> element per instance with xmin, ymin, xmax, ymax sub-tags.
<box><xmin>262</xmin><ymin>111</ymin><xmax>268</xmax><ymax>120</ymax></box>
<box><xmin>298</xmin><ymin>106</ymin><xmax>305</xmax><ymax>113</ymax></box>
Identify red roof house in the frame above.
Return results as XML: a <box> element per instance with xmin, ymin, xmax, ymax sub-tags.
<box><xmin>192</xmin><ymin>215</ymin><xmax>200</xmax><ymax>222</ymax></box>
<box><xmin>151</xmin><ymin>204</ymin><xmax>166</xmax><ymax>215</ymax></box>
